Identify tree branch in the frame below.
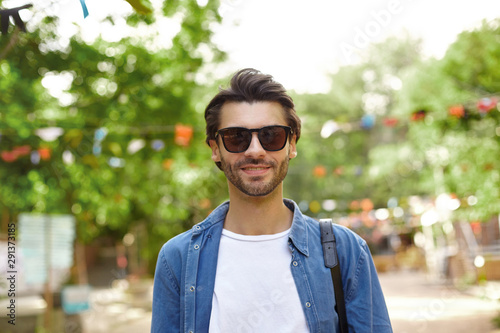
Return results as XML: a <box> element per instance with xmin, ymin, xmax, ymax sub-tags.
<box><xmin>0</xmin><ymin>27</ymin><xmax>20</xmax><ymax>61</ymax></box>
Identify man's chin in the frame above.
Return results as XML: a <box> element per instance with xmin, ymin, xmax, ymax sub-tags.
<box><xmin>233</xmin><ymin>181</ymin><xmax>275</xmax><ymax>197</ymax></box>
<box><xmin>243</xmin><ymin>189</ymin><xmax>274</xmax><ymax>197</ymax></box>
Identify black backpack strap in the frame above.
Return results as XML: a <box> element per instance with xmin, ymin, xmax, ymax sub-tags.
<box><xmin>320</xmin><ymin>219</ymin><xmax>348</xmax><ymax>333</ymax></box>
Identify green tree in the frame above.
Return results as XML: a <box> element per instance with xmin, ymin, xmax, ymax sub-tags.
<box><xmin>287</xmin><ymin>35</ymin><xmax>424</xmax><ymax>214</ymax></box>
<box><xmin>0</xmin><ymin>0</ymin><xmax>228</xmax><ymax>273</ymax></box>
<box><xmin>376</xmin><ymin>19</ymin><xmax>500</xmax><ymax>221</ymax></box>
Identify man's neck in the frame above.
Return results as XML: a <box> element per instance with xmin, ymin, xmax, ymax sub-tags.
<box><xmin>224</xmin><ymin>188</ymin><xmax>293</xmax><ymax>235</ymax></box>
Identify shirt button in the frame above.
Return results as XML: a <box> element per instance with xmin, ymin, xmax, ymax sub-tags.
<box><xmin>305</xmin><ymin>302</ymin><xmax>311</xmax><ymax>308</ymax></box>
<box><xmin>190</xmin><ymin>286</ymin><xmax>195</xmax><ymax>292</ymax></box>
<box><xmin>195</xmin><ymin>226</ymin><xmax>201</xmax><ymax>230</ymax></box>
<box><xmin>194</xmin><ymin>244</ymin><xmax>200</xmax><ymax>250</ymax></box>
<box><xmin>292</xmin><ymin>261</ymin><xmax>298</xmax><ymax>267</ymax></box>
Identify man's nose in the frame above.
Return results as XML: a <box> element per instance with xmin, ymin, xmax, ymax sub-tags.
<box><xmin>244</xmin><ymin>133</ymin><xmax>266</xmax><ymax>158</ymax></box>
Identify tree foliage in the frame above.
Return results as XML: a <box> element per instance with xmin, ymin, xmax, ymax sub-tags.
<box><xmin>395</xmin><ymin>20</ymin><xmax>500</xmax><ymax>221</ymax></box>
<box><xmin>288</xmin><ymin>21</ymin><xmax>500</xmax><ymax>223</ymax></box>
<box><xmin>2</xmin><ymin>0</ymin><xmax>499</xmax><ymax>276</ymax></box>
<box><xmin>287</xmin><ymin>35</ymin><xmax>424</xmax><ymax>213</ymax></box>
<box><xmin>0</xmin><ymin>0</ymin><xmax>228</xmax><ymax>271</ymax></box>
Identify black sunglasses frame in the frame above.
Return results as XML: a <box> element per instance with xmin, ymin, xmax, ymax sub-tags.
<box><xmin>215</xmin><ymin>125</ymin><xmax>293</xmax><ymax>153</ymax></box>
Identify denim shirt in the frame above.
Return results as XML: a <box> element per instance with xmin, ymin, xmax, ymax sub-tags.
<box><xmin>151</xmin><ymin>199</ymin><xmax>392</xmax><ymax>333</ymax></box>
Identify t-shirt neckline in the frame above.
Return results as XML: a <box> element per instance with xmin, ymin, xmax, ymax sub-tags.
<box><xmin>221</xmin><ymin>227</ymin><xmax>291</xmax><ymax>242</ymax></box>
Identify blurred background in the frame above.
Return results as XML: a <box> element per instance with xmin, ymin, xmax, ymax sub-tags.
<box><xmin>1</xmin><ymin>0</ymin><xmax>500</xmax><ymax>332</ymax></box>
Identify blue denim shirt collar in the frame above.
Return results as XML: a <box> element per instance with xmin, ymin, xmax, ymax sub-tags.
<box><xmin>286</xmin><ymin>199</ymin><xmax>310</xmax><ymax>257</ymax></box>
<box><xmin>193</xmin><ymin>198</ymin><xmax>310</xmax><ymax>257</ymax></box>
<box><xmin>191</xmin><ymin>200</ymin><xmax>228</xmax><ymax>235</ymax></box>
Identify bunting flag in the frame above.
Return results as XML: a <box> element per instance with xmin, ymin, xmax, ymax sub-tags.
<box><xmin>92</xmin><ymin>128</ymin><xmax>108</xmax><ymax>156</ymax></box>
<box><xmin>0</xmin><ymin>4</ymin><xmax>32</xmax><ymax>34</ymax></box>
<box><xmin>151</xmin><ymin>139</ymin><xmax>165</xmax><ymax>151</ymax></box>
<box><xmin>477</xmin><ymin>97</ymin><xmax>498</xmax><ymax>113</ymax></box>
<box><xmin>79</xmin><ymin>0</ymin><xmax>89</xmax><ymax>18</ymax></box>
<box><xmin>162</xmin><ymin>158</ymin><xmax>174</xmax><ymax>170</ymax></box>
<box><xmin>383</xmin><ymin>117</ymin><xmax>399</xmax><ymax>127</ymax></box>
<box><xmin>448</xmin><ymin>105</ymin><xmax>466</xmax><ymax>118</ymax></box>
<box><xmin>174</xmin><ymin>124</ymin><xmax>194</xmax><ymax>147</ymax></box>
<box><xmin>312</xmin><ymin>165</ymin><xmax>327</xmax><ymax>178</ymax></box>
<box><xmin>360</xmin><ymin>114</ymin><xmax>376</xmax><ymax>129</ymax></box>
<box><xmin>410</xmin><ymin>109</ymin><xmax>428</xmax><ymax>122</ymax></box>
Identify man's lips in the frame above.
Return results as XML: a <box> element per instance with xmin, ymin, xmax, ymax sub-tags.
<box><xmin>240</xmin><ymin>165</ymin><xmax>271</xmax><ymax>175</ymax></box>
<box><xmin>241</xmin><ymin>166</ymin><xmax>270</xmax><ymax>170</ymax></box>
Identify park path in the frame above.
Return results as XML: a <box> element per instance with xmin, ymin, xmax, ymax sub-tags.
<box><xmin>379</xmin><ymin>270</ymin><xmax>500</xmax><ymax>333</ymax></box>
<box><xmin>80</xmin><ymin>270</ymin><xmax>500</xmax><ymax>333</ymax></box>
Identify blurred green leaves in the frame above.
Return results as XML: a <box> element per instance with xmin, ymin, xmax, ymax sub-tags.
<box><xmin>288</xmin><ymin>20</ymin><xmax>500</xmax><ymax>222</ymax></box>
<box><xmin>0</xmin><ymin>0</ymin><xmax>227</xmax><ymax>269</ymax></box>
<box><xmin>1</xmin><ymin>1</ymin><xmax>499</xmax><ymax>276</ymax></box>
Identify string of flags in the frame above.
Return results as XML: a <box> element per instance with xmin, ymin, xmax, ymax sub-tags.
<box><xmin>315</xmin><ymin>96</ymin><xmax>499</xmax><ymax>180</ymax></box>
<box><xmin>321</xmin><ymin>96</ymin><xmax>500</xmax><ymax>138</ymax></box>
<box><xmin>79</xmin><ymin>0</ymin><xmax>89</xmax><ymax>18</ymax></box>
<box><xmin>448</xmin><ymin>97</ymin><xmax>498</xmax><ymax>119</ymax></box>
<box><xmin>1</xmin><ymin>95</ymin><xmax>498</xmax><ymax>166</ymax></box>
<box><xmin>0</xmin><ymin>124</ymin><xmax>194</xmax><ymax>167</ymax></box>
<box><xmin>312</xmin><ymin>164</ymin><xmax>364</xmax><ymax>179</ymax></box>
<box><xmin>2</xmin><ymin>123</ymin><xmax>371</xmax><ymax>177</ymax></box>
<box><xmin>410</xmin><ymin>97</ymin><xmax>499</xmax><ymax>122</ymax></box>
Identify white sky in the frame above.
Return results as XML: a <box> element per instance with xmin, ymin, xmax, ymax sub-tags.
<box><xmin>213</xmin><ymin>0</ymin><xmax>500</xmax><ymax>93</ymax></box>
<box><xmin>6</xmin><ymin>0</ymin><xmax>500</xmax><ymax>93</ymax></box>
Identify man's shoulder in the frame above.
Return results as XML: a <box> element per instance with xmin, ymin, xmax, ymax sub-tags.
<box><xmin>303</xmin><ymin>214</ymin><xmax>367</xmax><ymax>249</ymax></box>
<box><xmin>331</xmin><ymin>223</ymin><xmax>366</xmax><ymax>244</ymax></box>
<box><xmin>158</xmin><ymin>228</ymin><xmax>193</xmax><ymax>263</ymax></box>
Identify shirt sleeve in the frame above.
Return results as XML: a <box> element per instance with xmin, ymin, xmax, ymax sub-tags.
<box><xmin>343</xmin><ymin>237</ymin><xmax>393</xmax><ymax>332</ymax></box>
<box><xmin>151</xmin><ymin>244</ymin><xmax>182</xmax><ymax>333</ymax></box>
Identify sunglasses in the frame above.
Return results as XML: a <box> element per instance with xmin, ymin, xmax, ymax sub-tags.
<box><xmin>215</xmin><ymin>125</ymin><xmax>293</xmax><ymax>153</ymax></box>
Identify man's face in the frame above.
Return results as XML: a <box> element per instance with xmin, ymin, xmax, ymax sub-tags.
<box><xmin>209</xmin><ymin>101</ymin><xmax>297</xmax><ymax>197</ymax></box>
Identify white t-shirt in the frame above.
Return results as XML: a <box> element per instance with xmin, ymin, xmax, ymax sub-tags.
<box><xmin>209</xmin><ymin>228</ymin><xmax>309</xmax><ymax>333</ymax></box>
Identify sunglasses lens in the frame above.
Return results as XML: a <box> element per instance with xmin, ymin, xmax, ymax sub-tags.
<box><xmin>218</xmin><ymin>126</ymin><xmax>290</xmax><ymax>153</ymax></box>
<box><xmin>222</xmin><ymin>128</ymin><xmax>251</xmax><ymax>152</ymax></box>
<box><xmin>259</xmin><ymin>126</ymin><xmax>287</xmax><ymax>151</ymax></box>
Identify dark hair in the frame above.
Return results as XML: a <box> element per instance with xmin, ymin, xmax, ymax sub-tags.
<box><xmin>205</xmin><ymin>68</ymin><xmax>301</xmax><ymax>168</ymax></box>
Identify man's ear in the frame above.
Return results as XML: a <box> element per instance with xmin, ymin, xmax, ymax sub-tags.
<box><xmin>209</xmin><ymin>139</ymin><xmax>221</xmax><ymax>163</ymax></box>
<box><xmin>288</xmin><ymin>135</ymin><xmax>297</xmax><ymax>159</ymax></box>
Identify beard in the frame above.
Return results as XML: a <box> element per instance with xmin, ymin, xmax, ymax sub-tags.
<box><xmin>220</xmin><ymin>155</ymin><xmax>290</xmax><ymax>197</ymax></box>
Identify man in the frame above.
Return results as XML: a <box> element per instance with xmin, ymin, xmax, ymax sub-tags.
<box><xmin>151</xmin><ymin>68</ymin><xmax>393</xmax><ymax>332</ymax></box>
